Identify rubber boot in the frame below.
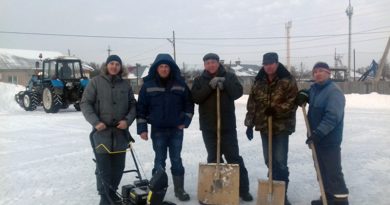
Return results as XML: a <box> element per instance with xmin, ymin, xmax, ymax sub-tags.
<box><xmin>172</xmin><ymin>175</ymin><xmax>190</xmax><ymax>201</ymax></box>
<box><xmin>333</xmin><ymin>197</ymin><xmax>349</xmax><ymax>205</ymax></box>
<box><xmin>99</xmin><ymin>194</ymin><xmax>110</xmax><ymax>205</ymax></box>
<box><xmin>109</xmin><ymin>190</ymin><xmax>122</xmax><ymax>205</ymax></box>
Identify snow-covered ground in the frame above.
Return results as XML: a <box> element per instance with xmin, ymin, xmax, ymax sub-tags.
<box><xmin>0</xmin><ymin>82</ymin><xmax>389</xmax><ymax>205</ymax></box>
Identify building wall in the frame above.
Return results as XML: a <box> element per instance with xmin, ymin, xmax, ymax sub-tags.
<box><xmin>0</xmin><ymin>69</ymin><xmax>34</xmax><ymax>86</ymax></box>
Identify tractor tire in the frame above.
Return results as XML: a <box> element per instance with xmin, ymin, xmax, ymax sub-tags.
<box><xmin>42</xmin><ymin>86</ymin><xmax>62</xmax><ymax>113</ymax></box>
<box><xmin>15</xmin><ymin>91</ymin><xmax>25</xmax><ymax>108</ymax></box>
<box><xmin>22</xmin><ymin>92</ymin><xmax>39</xmax><ymax>111</ymax></box>
<box><xmin>74</xmin><ymin>103</ymin><xmax>81</xmax><ymax>111</ymax></box>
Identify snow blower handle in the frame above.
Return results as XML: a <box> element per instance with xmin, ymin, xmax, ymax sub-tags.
<box><xmin>302</xmin><ymin>104</ymin><xmax>328</xmax><ymax>205</ymax></box>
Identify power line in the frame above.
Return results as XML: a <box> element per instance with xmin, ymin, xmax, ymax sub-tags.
<box><xmin>0</xmin><ymin>30</ymin><xmax>388</xmax><ymax>41</ymax></box>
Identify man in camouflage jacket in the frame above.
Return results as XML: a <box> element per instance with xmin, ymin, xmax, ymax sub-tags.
<box><xmin>245</xmin><ymin>52</ymin><xmax>298</xmax><ymax>205</ymax></box>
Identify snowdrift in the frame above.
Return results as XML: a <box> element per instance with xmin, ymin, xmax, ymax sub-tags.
<box><xmin>0</xmin><ymin>82</ymin><xmax>25</xmax><ymax>113</ymax></box>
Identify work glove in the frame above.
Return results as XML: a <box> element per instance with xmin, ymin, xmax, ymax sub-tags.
<box><xmin>246</xmin><ymin>126</ymin><xmax>254</xmax><ymax>141</ymax></box>
<box><xmin>306</xmin><ymin>132</ymin><xmax>321</xmax><ymax>145</ymax></box>
<box><xmin>296</xmin><ymin>89</ymin><xmax>309</xmax><ymax>106</ymax></box>
<box><xmin>264</xmin><ymin>107</ymin><xmax>276</xmax><ymax>116</ymax></box>
<box><xmin>209</xmin><ymin>77</ymin><xmax>225</xmax><ymax>90</ymax></box>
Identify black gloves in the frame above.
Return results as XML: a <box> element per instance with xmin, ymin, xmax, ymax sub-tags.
<box><xmin>246</xmin><ymin>127</ymin><xmax>254</xmax><ymax>141</ymax></box>
<box><xmin>209</xmin><ymin>77</ymin><xmax>225</xmax><ymax>90</ymax></box>
<box><xmin>306</xmin><ymin>133</ymin><xmax>321</xmax><ymax>144</ymax></box>
<box><xmin>264</xmin><ymin>107</ymin><xmax>276</xmax><ymax>116</ymax></box>
<box><xmin>296</xmin><ymin>89</ymin><xmax>309</xmax><ymax>106</ymax></box>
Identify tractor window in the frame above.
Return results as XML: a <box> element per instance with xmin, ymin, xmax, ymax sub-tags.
<box><xmin>59</xmin><ymin>62</ymin><xmax>73</xmax><ymax>79</ymax></box>
<box><xmin>72</xmin><ymin>62</ymin><xmax>82</xmax><ymax>79</ymax></box>
<box><xmin>42</xmin><ymin>61</ymin><xmax>57</xmax><ymax>79</ymax></box>
<box><xmin>49</xmin><ymin>61</ymin><xmax>57</xmax><ymax>79</ymax></box>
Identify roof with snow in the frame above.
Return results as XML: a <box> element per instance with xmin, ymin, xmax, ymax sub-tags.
<box><xmin>0</xmin><ymin>48</ymin><xmax>63</xmax><ymax>70</ymax></box>
<box><xmin>230</xmin><ymin>64</ymin><xmax>260</xmax><ymax>76</ymax></box>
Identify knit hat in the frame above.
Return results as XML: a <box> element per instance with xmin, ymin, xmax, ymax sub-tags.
<box><xmin>106</xmin><ymin>55</ymin><xmax>122</xmax><ymax>66</ymax></box>
<box><xmin>313</xmin><ymin>62</ymin><xmax>330</xmax><ymax>73</ymax></box>
<box><xmin>262</xmin><ymin>52</ymin><xmax>278</xmax><ymax>65</ymax></box>
<box><xmin>203</xmin><ymin>53</ymin><xmax>220</xmax><ymax>62</ymax></box>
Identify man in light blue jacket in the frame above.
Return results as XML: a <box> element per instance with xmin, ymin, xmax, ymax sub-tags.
<box><xmin>296</xmin><ymin>62</ymin><xmax>349</xmax><ymax>205</ymax></box>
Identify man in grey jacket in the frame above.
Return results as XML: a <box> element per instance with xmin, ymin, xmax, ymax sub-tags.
<box><xmin>81</xmin><ymin>55</ymin><xmax>137</xmax><ymax>205</ymax></box>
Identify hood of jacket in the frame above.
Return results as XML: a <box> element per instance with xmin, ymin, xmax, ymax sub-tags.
<box><xmin>255</xmin><ymin>63</ymin><xmax>292</xmax><ymax>81</ymax></box>
<box><xmin>143</xmin><ymin>53</ymin><xmax>183</xmax><ymax>83</ymax></box>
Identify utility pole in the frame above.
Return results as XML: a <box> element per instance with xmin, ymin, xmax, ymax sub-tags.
<box><xmin>286</xmin><ymin>21</ymin><xmax>292</xmax><ymax>71</ymax></box>
<box><xmin>107</xmin><ymin>46</ymin><xmax>112</xmax><ymax>57</ymax></box>
<box><xmin>353</xmin><ymin>49</ymin><xmax>356</xmax><ymax>81</ymax></box>
<box><xmin>346</xmin><ymin>0</ymin><xmax>353</xmax><ymax>81</ymax></box>
<box><xmin>374</xmin><ymin>37</ymin><xmax>390</xmax><ymax>82</ymax></box>
<box><xmin>167</xmin><ymin>31</ymin><xmax>176</xmax><ymax>62</ymax></box>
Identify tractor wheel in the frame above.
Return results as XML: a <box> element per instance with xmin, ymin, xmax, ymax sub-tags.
<box><xmin>74</xmin><ymin>103</ymin><xmax>81</xmax><ymax>111</ymax></box>
<box><xmin>22</xmin><ymin>92</ymin><xmax>39</xmax><ymax>111</ymax></box>
<box><xmin>15</xmin><ymin>91</ymin><xmax>25</xmax><ymax>108</ymax></box>
<box><xmin>42</xmin><ymin>86</ymin><xmax>62</xmax><ymax>113</ymax></box>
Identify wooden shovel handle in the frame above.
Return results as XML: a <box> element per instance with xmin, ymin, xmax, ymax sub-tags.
<box><xmin>268</xmin><ymin>116</ymin><xmax>273</xmax><ymax>194</ymax></box>
<box><xmin>302</xmin><ymin>105</ymin><xmax>328</xmax><ymax>205</ymax></box>
<box><xmin>216</xmin><ymin>87</ymin><xmax>221</xmax><ymax>166</ymax></box>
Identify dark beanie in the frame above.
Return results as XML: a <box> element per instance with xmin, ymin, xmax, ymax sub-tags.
<box><xmin>106</xmin><ymin>55</ymin><xmax>122</xmax><ymax>66</ymax></box>
<box><xmin>203</xmin><ymin>53</ymin><xmax>220</xmax><ymax>62</ymax></box>
<box><xmin>313</xmin><ymin>62</ymin><xmax>330</xmax><ymax>70</ymax></box>
<box><xmin>262</xmin><ymin>52</ymin><xmax>278</xmax><ymax>65</ymax></box>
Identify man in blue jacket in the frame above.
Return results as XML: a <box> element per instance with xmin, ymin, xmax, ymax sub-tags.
<box><xmin>296</xmin><ymin>62</ymin><xmax>349</xmax><ymax>205</ymax></box>
<box><xmin>137</xmin><ymin>54</ymin><xmax>194</xmax><ymax>201</ymax></box>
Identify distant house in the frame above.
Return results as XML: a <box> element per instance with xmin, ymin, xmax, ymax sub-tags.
<box><xmin>229</xmin><ymin>60</ymin><xmax>260</xmax><ymax>93</ymax></box>
<box><xmin>0</xmin><ymin>48</ymin><xmax>63</xmax><ymax>86</ymax></box>
<box><xmin>127</xmin><ymin>64</ymin><xmax>149</xmax><ymax>92</ymax></box>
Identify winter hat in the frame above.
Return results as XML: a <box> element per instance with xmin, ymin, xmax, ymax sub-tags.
<box><xmin>313</xmin><ymin>62</ymin><xmax>330</xmax><ymax>73</ymax></box>
<box><xmin>262</xmin><ymin>52</ymin><xmax>278</xmax><ymax>65</ymax></box>
<box><xmin>203</xmin><ymin>53</ymin><xmax>220</xmax><ymax>62</ymax></box>
<box><xmin>106</xmin><ymin>55</ymin><xmax>122</xmax><ymax>66</ymax></box>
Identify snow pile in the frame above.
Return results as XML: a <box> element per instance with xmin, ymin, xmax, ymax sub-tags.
<box><xmin>0</xmin><ymin>82</ymin><xmax>25</xmax><ymax>113</ymax></box>
<box><xmin>346</xmin><ymin>92</ymin><xmax>390</xmax><ymax>109</ymax></box>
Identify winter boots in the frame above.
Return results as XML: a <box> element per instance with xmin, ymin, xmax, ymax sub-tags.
<box><xmin>311</xmin><ymin>196</ymin><xmax>349</xmax><ymax>205</ymax></box>
<box><xmin>172</xmin><ymin>175</ymin><xmax>190</xmax><ymax>201</ymax></box>
<box><xmin>239</xmin><ymin>192</ymin><xmax>253</xmax><ymax>201</ymax></box>
<box><xmin>285</xmin><ymin>196</ymin><xmax>291</xmax><ymax>205</ymax></box>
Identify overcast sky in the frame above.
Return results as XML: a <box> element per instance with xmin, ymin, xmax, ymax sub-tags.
<box><xmin>0</xmin><ymin>0</ymin><xmax>389</xmax><ymax>69</ymax></box>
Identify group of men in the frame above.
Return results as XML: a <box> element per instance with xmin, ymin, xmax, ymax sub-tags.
<box><xmin>80</xmin><ymin>52</ymin><xmax>349</xmax><ymax>205</ymax></box>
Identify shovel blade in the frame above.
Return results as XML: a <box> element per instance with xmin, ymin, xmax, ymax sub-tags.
<box><xmin>257</xmin><ymin>179</ymin><xmax>285</xmax><ymax>205</ymax></box>
<box><xmin>197</xmin><ymin>163</ymin><xmax>240</xmax><ymax>205</ymax></box>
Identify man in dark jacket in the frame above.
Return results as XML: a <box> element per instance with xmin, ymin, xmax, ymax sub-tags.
<box><xmin>296</xmin><ymin>62</ymin><xmax>349</xmax><ymax>205</ymax></box>
<box><xmin>137</xmin><ymin>53</ymin><xmax>194</xmax><ymax>201</ymax></box>
<box><xmin>81</xmin><ymin>55</ymin><xmax>137</xmax><ymax>205</ymax></box>
<box><xmin>245</xmin><ymin>52</ymin><xmax>298</xmax><ymax>205</ymax></box>
<box><xmin>191</xmin><ymin>53</ymin><xmax>253</xmax><ymax>201</ymax></box>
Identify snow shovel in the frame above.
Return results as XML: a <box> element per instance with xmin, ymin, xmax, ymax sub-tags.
<box><xmin>302</xmin><ymin>105</ymin><xmax>328</xmax><ymax>205</ymax></box>
<box><xmin>198</xmin><ymin>87</ymin><xmax>240</xmax><ymax>205</ymax></box>
<box><xmin>257</xmin><ymin>116</ymin><xmax>286</xmax><ymax>205</ymax></box>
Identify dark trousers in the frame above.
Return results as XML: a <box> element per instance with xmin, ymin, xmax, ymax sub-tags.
<box><xmin>261</xmin><ymin>132</ymin><xmax>290</xmax><ymax>187</ymax></box>
<box><xmin>95</xmin><ymin>153</ymin><xmax>126</xmax><ymax>195</ymax></box>
<box><xmin>316</xmin><ymin>145</ymin><xmax>349</xmax><ymax>196</ymax></box>
<box><xmin>201</xmin><ymin>129</ymin><xmax>250</xmax><ymax>194</ymax></box>
<box><xmin>151</xmin><ymin>127</ymin><xmax>185</xmax><ymax>176</ymax></box>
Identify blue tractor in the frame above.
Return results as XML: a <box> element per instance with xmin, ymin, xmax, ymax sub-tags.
<box><xmin>15</xmin><ymin>56</ymin><xmax>89</xmax><ymax>113</ymax></box>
